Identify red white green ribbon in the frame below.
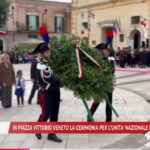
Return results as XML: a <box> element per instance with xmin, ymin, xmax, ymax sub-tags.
<box><xmin>79</xmin><ymin>47</ymin><xmax>103</xmax><ymax>70</ymax></box>
<box><xmin>75</xmin><ymin>46</ymin><xmax>83</xmax><ymax>78</ymax></box>
<box><xmin>74</xmin><ymin>40</ymin><xmax>104</xmax><ymax>79</ymax></box>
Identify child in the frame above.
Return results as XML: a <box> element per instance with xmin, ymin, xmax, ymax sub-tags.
<box><xmin>15</xmin><ymin>70</ymin><xmax>25</xmax><ymax>106</ymax></box>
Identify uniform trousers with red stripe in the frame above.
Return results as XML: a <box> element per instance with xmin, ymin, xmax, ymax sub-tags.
<box><xmin>38</xmin><ymin>87</ymin><xmax>60</xmax><ymax>122</ymax></box>
<box><xmin>90</xmin><ymin>92</ymin><xmax>112</xmax><ymax>122</ymax></box>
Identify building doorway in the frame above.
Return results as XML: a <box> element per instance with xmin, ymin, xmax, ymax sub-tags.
<box><xmin>129</xmin><ymin>29</ymin><xmax>141</xmax><ymax>49</ymax></box>
<box><xmin>101</xmin><ymin>27</ymin><xmax>113</xmax><ymax>49</ymax></box>
<box><xmin>0</xmin><ymin>39</ymin><xmax>3</xmax><ymax>53</ymax></box>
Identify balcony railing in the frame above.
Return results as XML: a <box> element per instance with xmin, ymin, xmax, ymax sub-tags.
<box><xmin>16</xmin><ymin>25</ymin><xmax>39</xmax><ymax>32</ymax></box>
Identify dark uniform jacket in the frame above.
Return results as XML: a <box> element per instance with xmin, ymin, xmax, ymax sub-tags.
<box><xmin>30</xmin><ymin>58</ymin><xmax>40</xmax><ymax>80</ymax></box>
<box><xmin>108</xmin><ymin>56</ymin><xmax>115</xmax><ymax>74</ymax></box>
<box><xmin>36</xmin><ymin>59</ymin><xmax>61</xmax><ymax>91</ymax></box>
<box><xmin>103</xmin><ymin>56</ymin><xmax>115</xmax><ymax>74</ymax></box>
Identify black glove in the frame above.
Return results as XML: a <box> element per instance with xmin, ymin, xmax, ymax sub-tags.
<box><xmin>49</xmin><ymin>76</ymin><xmax>61</xmax><ymax>87</ymax></box>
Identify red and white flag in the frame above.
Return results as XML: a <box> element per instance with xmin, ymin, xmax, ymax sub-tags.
<box><xmin>140</xmin><ymin>17</ymin><xmax>147</xmax><ymax>28</ymax></box>
<box><xmin>81</xmin><ymin>25</ymin><xmax>85</xmax><ymax>34</ymax></box>
<box><xmin>0</xmin><ymin>29</ymin><xmax>6</xmax><ymax>36</ymax></box>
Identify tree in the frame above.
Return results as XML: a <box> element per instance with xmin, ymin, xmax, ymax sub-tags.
<box><xmin>12</xmin><ymin>44</ymin><xmax>35</xmax><ymax>54</ymax></box>
<box><xmin>0</xmin><ymin>0</ymin><xmax>10</xmax><ymax>26</ymax></box>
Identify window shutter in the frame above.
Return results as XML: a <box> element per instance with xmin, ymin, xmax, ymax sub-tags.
<box><xmin>26</xmin><ymin>15</ymin><xmax>29</xmax><ymax>30</ymax></box>
<box><xmin>54</xmin><ymin>17</ymin><xmax>57</xmax><ymax>33</ymax></box>
<box><xmin>36</xmin><ymin>16</ymin><xmax>39</xmax><ymax>30</ymax></box>
<box><xmin>62</xmin><ymin>17</ymin><xmax>65</xmax><ymax>33</ymax></box>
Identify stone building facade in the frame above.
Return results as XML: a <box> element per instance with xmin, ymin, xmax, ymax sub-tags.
<box><xmin>0</xmin><ymin>0</ymin><xmax>71</xmax><ymax>52</ymax></box>
<box><xmin>72</xmin><ymin>0</ymin><xmax>150</xmax><ymax>50</ymax></box>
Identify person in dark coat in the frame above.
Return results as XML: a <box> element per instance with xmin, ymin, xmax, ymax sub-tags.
<box><xmin>120</xmin><ymin>48</ymin><xmax>127</xmax><ymax>68</ymax></box>
<box><xmin>87</xmin><ymin>43</ymin><xmax>115</xmax><ymax>122</ymax></box>
<box><xmin>146</xmin><ymin>47</ymin><xmax>150</xmax><ymax>67</ymax></box>
<box><xmin>28</xmin><ymin>53</ymin><xmax>41</xmax><ymax>104</ymax></box>
<box><xmin>0</xmin><ymin>54</ymin><xmax>15</xmax><ymax>108</ymax></box>
<box><xmin>139</xmin><ymin>49</ymin><xmax>147</xmax><ymax>68</ymax></box>
<box><xmin>127</xmin><ymin>50</ymin><xmax>131</xmax><ymax>66</ymax></box>
<box><xmin>33</xmin><ymin>43</ymin><xmax>62</xmax><ymax>142</ymax></box>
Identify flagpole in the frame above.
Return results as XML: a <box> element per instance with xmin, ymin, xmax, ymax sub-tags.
<box><xmin>115</xmin><ymin>19</ymin><xmax>118</xmax><ymax>50</ymax></box>
<box><xmin>87</xmin><ymin>9</ymin><xmax>95</xmax><ymax>46</ymax></box>
<box><xmin>115</xmin><ymin>32</ymin><xmax>117</xmax><ymax>50</ymax></box>
<box><xmin>88</xmin><ymin>10</ymin><xmax>90</xmax><ymax>45</ymax></box>
<box><xmin>11</xmin><ymin>6</ymin><xmax>15</xmax><ymax>41</ymax></box>
<box><xmin>113</xmin><ymin>19</ymin><xmax>117</xmax><ymax>50</ymax></box>
<box><xmin>113</xmin><ymin>19</ymin><xmax>120</xmax><ymax>50</ymax></box>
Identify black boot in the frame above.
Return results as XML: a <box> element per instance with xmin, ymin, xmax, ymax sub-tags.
<box><xmin>47</xmin><ymin>134</ymin><xmax>62</xmax><ymax>142</ymax></box>
<box><xmin>37</xmin><ymin>100</ymin><xmax>40</xmax><ymax>105</ymax></box>
<box><xmin>35</xmin><ymin>134</ymin><xmax>41</xmax><ymax>140</ymax></box>
<box><xmin>106</xmin><ymin>118</ymin><xmax>112</xmax><ymax>122</ymax></box>
<box><xmin>28</xmin><ymin>100</ymin><xmax>31</xmax><ymax>105</ymax></box>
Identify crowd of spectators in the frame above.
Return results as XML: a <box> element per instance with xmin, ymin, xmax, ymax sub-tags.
<box><xmin>115</xmin><ymin>47</ymin><xmax>150</xmax><ymax>68</ymax></box>
<box><xmin>0</xmin><ymin>50</ymin><xmax>34</xmax><ymax>64</ymax></box>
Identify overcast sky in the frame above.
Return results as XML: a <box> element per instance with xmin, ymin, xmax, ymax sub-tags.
<box><xmin>44</xmin><ymin>0</ymin><xmax>72</xmax><ymax>3</ymax></box>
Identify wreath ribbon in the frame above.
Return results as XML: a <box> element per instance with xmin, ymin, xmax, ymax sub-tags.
<box><xmin>74</xmin><ymin>40</ymin><xmax>104</xmax><ymax>79</ymax></box>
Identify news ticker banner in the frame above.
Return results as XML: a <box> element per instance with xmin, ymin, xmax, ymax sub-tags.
<box><xmin>1</xmin><ymin>122</ymin><xmax>150</xmax><ymax>134</ymax></box>
<box><xmin>0</xmin><ymin>149</ymin><xmax>31</xmax><ymax>150</ymax></box>
<box><xmin>0</xmin><ymin>149</ymin><xmax>30</xmax><ymax>150</ymax></box>
<box><xmin>0</xmin><ymin>149</ymin><xmax>143</xmax><ymax>150</ymax></box>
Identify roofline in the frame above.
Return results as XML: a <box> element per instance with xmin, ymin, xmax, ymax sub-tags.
<box><xmin>13</xmin><ymin>0</ymin><xmax>72</xmax><ymax>5</ymax></box>
<box><xmin>72</xmin><ymin>0</ymin><xmax>143</xmax><ymax>9</ymax></box>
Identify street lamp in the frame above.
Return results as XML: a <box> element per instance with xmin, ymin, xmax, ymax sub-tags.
<box><xmin>11</xmin><ymin>6</ymin><xmax>15</xmax><ymax>41</ymax></box>
<box><xmin>87</xmin><ymin>10</ymin><xmax>95</xmax><ymax>45</ymax></box>
<box><xmin>81</xmin><ymin>13</ymin><xmax>84</xmax><ymax>19</ymax></box>
<box><xmin>81</xmin><ymin>10</ymin><xmax>95</xmax><ymax>45</ymax></box>
<box><xmin>42</xmin><ymin>9</ymin><xmax>47</xmax><ymax>26</ymax></box>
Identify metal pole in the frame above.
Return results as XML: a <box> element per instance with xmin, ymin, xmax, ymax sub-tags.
<box><xmin>42</xmin><ymin>14</ymin><xmax>44</xmax><ymax>25</ymax></box>
<box><xmin>42</xmin><ymin>9</ymin><xmax>47</xmax><ymax>26</ymax></box>
<box><xmin>82</xmin><ymin>100</ymin><xmax>94</xmax><ymax>122</ymax></box>
<box><xmin>106</xmin><ymin>100</ymin><xmax>119</xmax><ymax>118</ymax></box>
<box><xmin>12</xmin><ymin>6</ymin><xmax>15</xmax><ymax>41</ymax></box>
<box><xmin>88</xmin><ymin>10</ymin><xmax>90</xmax><ymax>45</ymax></box>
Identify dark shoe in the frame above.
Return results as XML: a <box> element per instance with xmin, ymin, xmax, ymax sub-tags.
<box><xmin>35</xmin><ymin>134</ymin><xmax>41</xmax><ymax>140</ymax></box>
<box><xmin>47</xmin><ymin>134</ymin><xmax>62</xmax><ymax>142</ymax></box>
<box><xmin>106</xmin><ymin>119</ymin><xmax>112</xmax><ymax>122</ymax></box>
<box><xmin>37</xmin><ymin>100</ymin><xmax>40</xmax><ymax>105</ymax></box>
<box><xmin>28</xmin><ymin>100</ymin><xmax>31</xmax><ymax>105</ymax></box>
<box><xmin>4</xmin><ymin>105</ymin><xmax>11</xmax><ymax>108</ymax></box>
